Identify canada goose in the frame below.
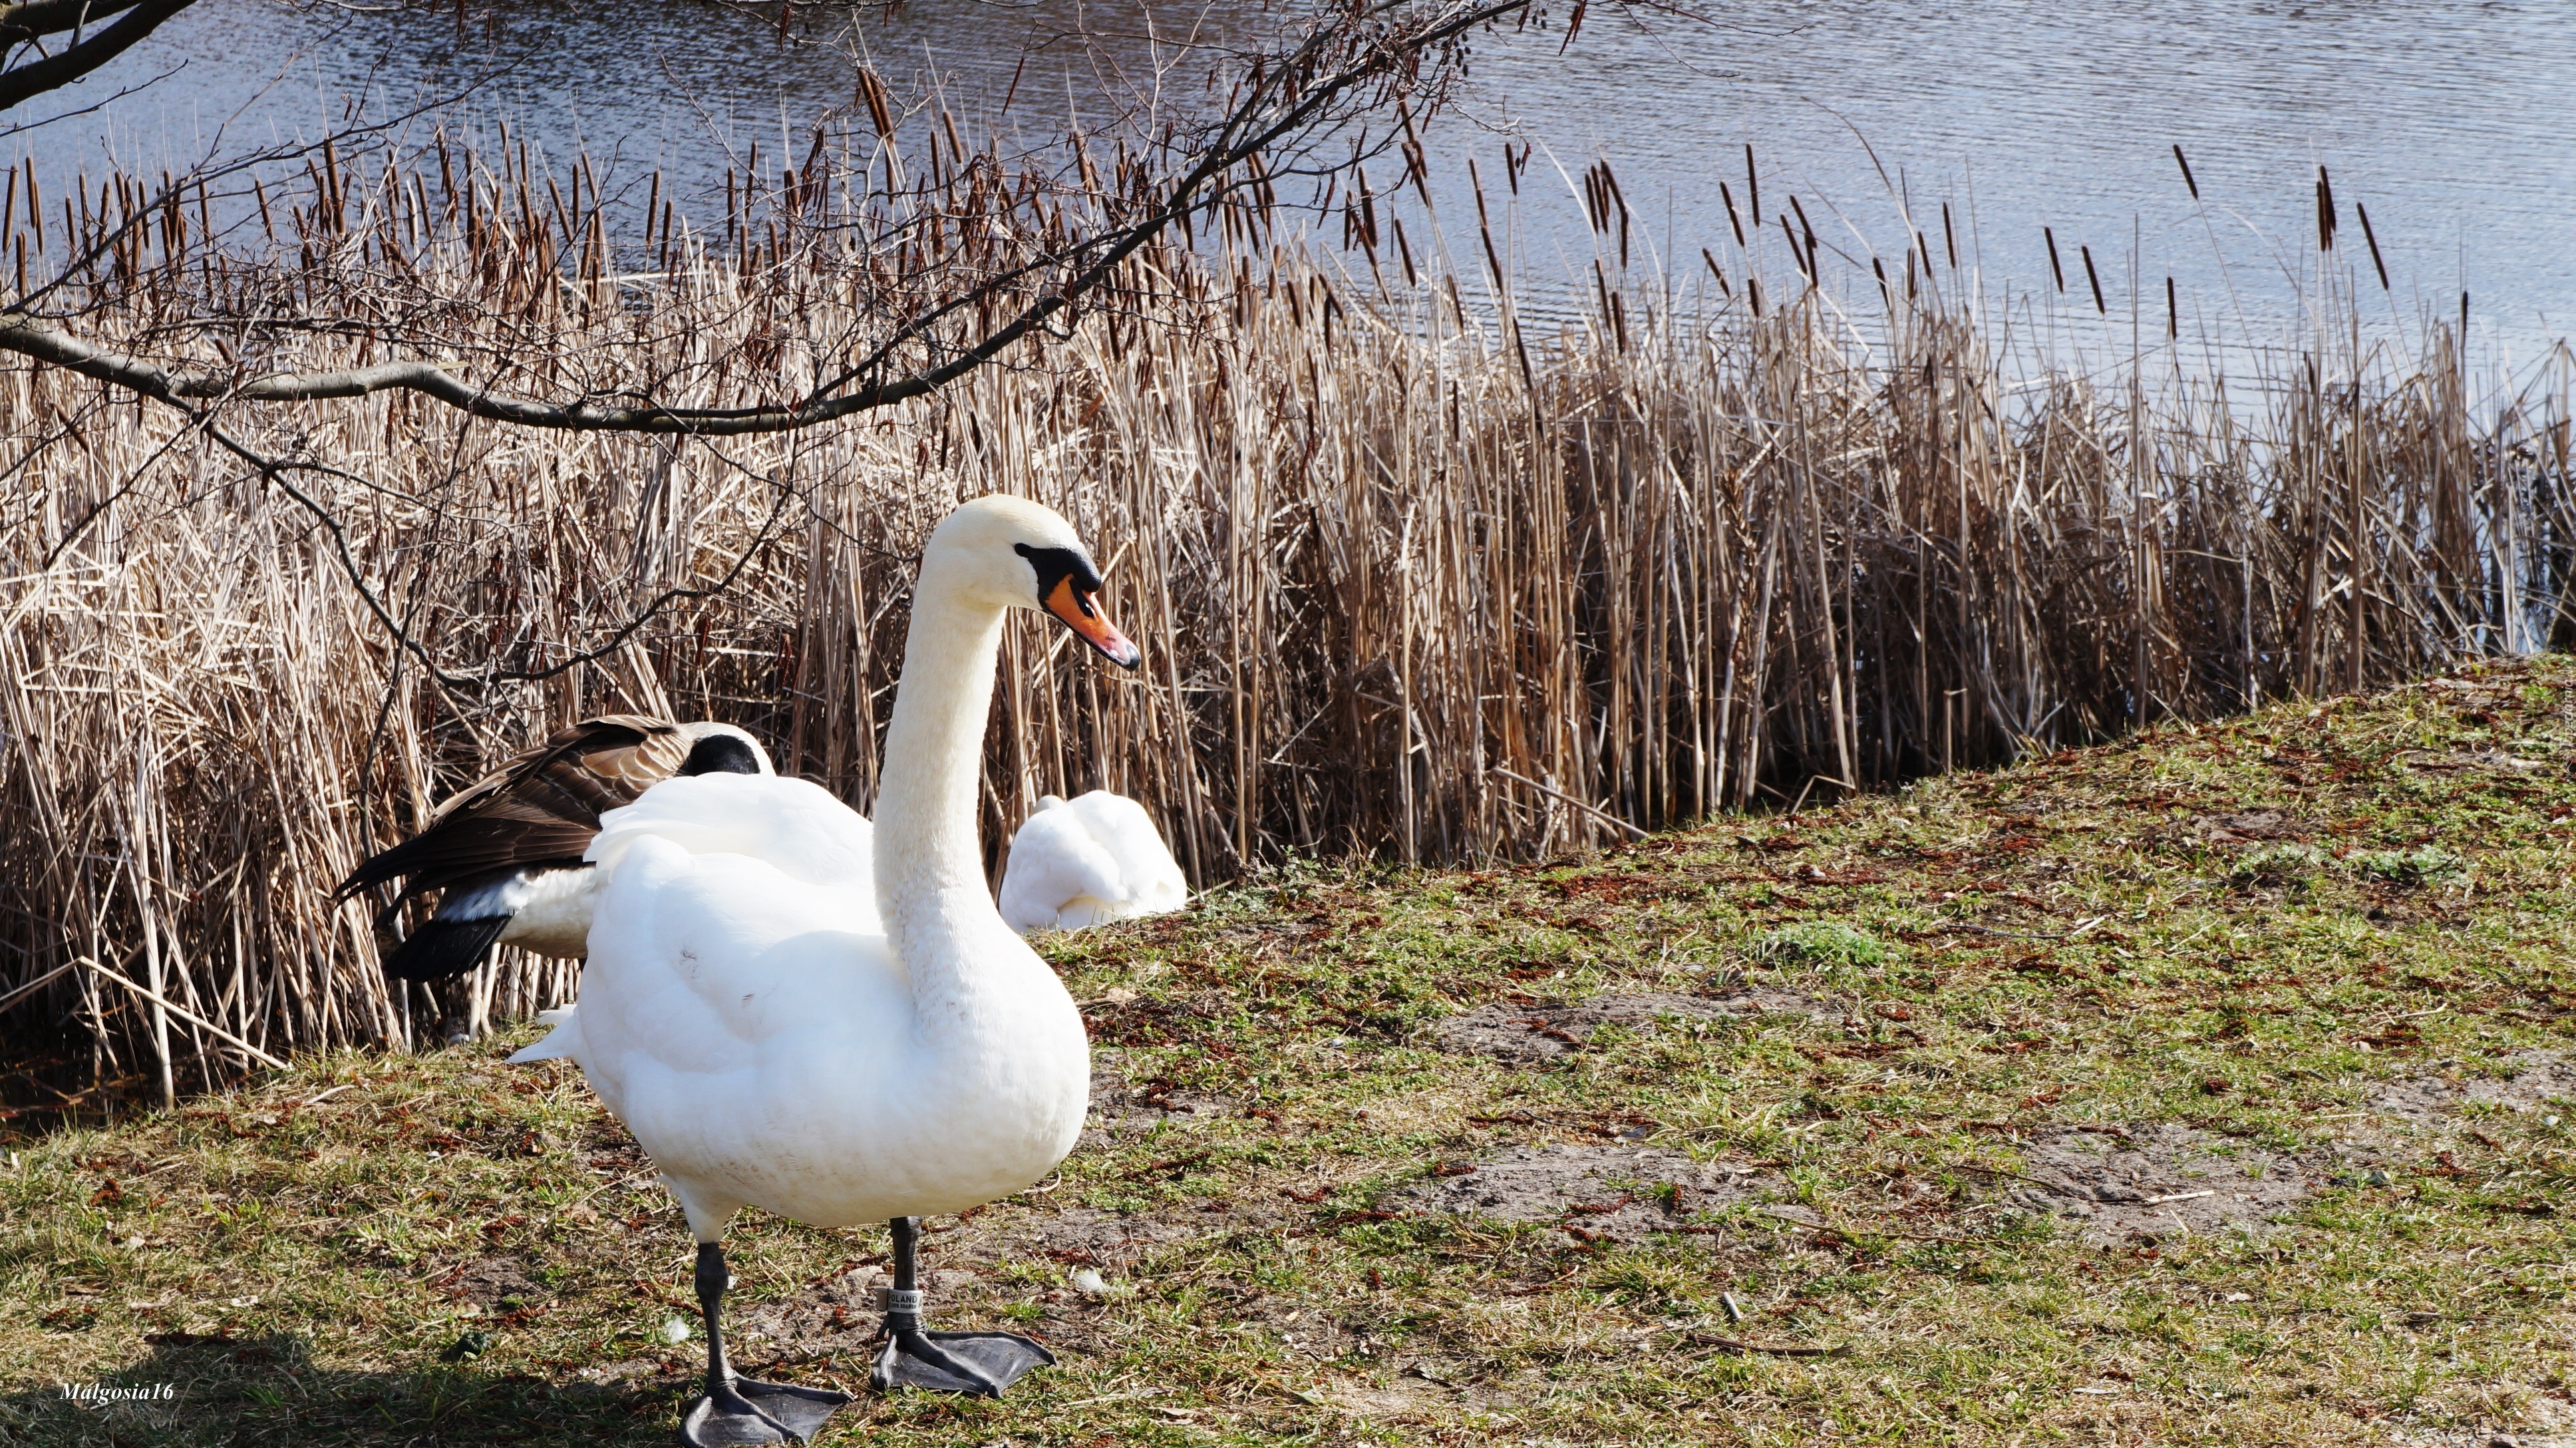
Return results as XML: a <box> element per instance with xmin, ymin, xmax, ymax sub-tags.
<box><xmin>335</xmin><ymin>717</ymin><xmax>771</xmax><ymax>984</ymax></box>
<box><xmin>997</xmin><ymin>791</ymin><xmax>1188</xmax><ymax>934</ymax></box>
<box><xmin>506</xmin><ymin>496</ymin><xmax>1136</xmax><ymax>1445</ymax></box>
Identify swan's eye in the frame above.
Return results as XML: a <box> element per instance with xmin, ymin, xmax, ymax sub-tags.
<box><xmin>1012</xmin><ymin>543</ymin><xmax>1101</xmax><ymax>606</ymax></box>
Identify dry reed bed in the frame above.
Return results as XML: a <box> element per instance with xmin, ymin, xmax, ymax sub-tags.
<box><xmin>3</xmin><ymin>136</ymin><xmax>2573</xmax><ymax>1099</ymax></box>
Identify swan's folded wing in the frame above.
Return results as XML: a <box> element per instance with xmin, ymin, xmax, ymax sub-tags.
<box><xmin>589</xmin><ymin>774</ymin><xmax>879</xmax><ymax>930</ymax></box>
<box><xmin>577</xmin><ymin>835</ymin><xmax>902</xmax><ymax>1079</ymax></box>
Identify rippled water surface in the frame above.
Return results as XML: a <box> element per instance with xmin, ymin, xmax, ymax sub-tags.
<box><xmin>16</xmin><ymin>1</ymin><xmax>2575</xmax><ymax>360</ymax></box>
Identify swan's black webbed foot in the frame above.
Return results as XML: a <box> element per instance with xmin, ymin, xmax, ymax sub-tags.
<box><xmin>680</xmin><ymin>1378</ymin><xmax>852</xmax><ymax>1446</ymax></box>
<box><xmin>871</xmin><ymin>1324</ymin><xmax>1054</xmax><ymax>1396</ymax></box>
<box><xmin>868</xmin><ymin>1216</ymin><xmax>1054</xmax><ymax>1397</ymax></box>
<box><xmin>682</xmin><ymin>1241</ymin><xmax>852</xmax><ymax>1445</ymax></box>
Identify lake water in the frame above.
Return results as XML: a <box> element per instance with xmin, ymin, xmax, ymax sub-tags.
<box><xmin>14</xmin><ymin>0</ymin><xmax>2575</xmax><ymax>370</ymax></box>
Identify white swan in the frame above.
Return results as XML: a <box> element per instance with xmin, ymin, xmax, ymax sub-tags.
<box><xmin>336</xmin><ymin>717</ymin><xmax>772</xmax><ymax>982</ymax></box>
<box><xmin>507</xmin><ymin>496</ymin><xmax>1138</xmax><ymax>1445</ymax></box>
<box><xmin>998</xmin><ymin>791</ymin><xmax>1188</xmax><ymax>934</ymax></box>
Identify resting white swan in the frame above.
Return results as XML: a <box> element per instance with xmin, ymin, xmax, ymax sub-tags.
<box><xmin>999</xmin><ymin>791</ymin><xmax>1189</xmax><ymax>934</ymax></box>
<box><xmin>336</xmin><ymin>717</ymin><xmax>772</xmax><ymax>982</ymax></box>
<box><xmin>506</xmin><ymin>496</ymin><xmax>1137</xmax><ymax>1445</ymax></box>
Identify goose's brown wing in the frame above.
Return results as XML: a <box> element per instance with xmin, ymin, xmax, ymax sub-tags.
<box><xmin>337</xmin><ymin>715</ymin><xmax>697</xmax><ymax>905</ymax></box>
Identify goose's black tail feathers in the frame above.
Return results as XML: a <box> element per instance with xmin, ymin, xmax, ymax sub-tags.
<box><xmin>382</xmin><ymin>913</ymin><xmax>512</xmax><ymax>984</ymax></box>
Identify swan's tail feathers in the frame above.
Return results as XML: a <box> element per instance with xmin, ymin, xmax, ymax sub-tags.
<box><xmin>506</xmin><ymin>1007</ymin><xmax>583</xmax><ymax>1065</ymax></box>
<box><xmin>380</xmin><ymin>914</ymin><xmax>511</xmax><ymax>984</ymax></box>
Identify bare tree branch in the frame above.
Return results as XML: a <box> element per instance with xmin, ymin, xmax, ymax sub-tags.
<box><xmin>1</xmin><ymin>0</ymin><xmax>150</xmax><ymax>41</ymax></box>
<box><xmin>0</xmin><ymin>0</ymin><xmax>194</xmax><ymax>111</ymax></box>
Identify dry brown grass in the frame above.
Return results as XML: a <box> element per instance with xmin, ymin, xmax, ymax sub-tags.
<box><xmin>4</xmin><ymin>134</ymin><xmax>2573</xmax><ymax>1099</ymax></box>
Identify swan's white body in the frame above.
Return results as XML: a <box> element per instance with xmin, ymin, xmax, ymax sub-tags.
<box><xmin>509</xmin><ymin>497</ymin><xmax>1097</xmax><ymax>1240</ymax></box>
<box><xmin>999</xmin><ymin>791</ymin><xmax>1188</xmax><ymax>934</ymax></box>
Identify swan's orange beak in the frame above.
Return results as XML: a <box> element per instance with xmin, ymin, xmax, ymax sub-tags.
<box><xmin>1045</xmin><ymin>576</ymin><xmax>1141</xmax><ymax>670</ymax></box>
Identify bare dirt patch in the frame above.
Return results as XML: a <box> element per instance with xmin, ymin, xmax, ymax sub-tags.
<box><xmin>2376</xmin><ymin>1072</ymin><xmax>2474</xmax><ymax>1127</ymax></box>
<box><xmin>2000</xmin><ymin>1125</ymin><xmax>2322</xmax><ymax>1242</ymax></box>
<box><xmin>1431</xmin><ymin>990</ymin><xmax>1822</xmax><ymax>1064</ymax></box>
<box><xmin>1080</xmin><ymin>1053</ymin><xmax>1235</xmax><ymax>1148</ymax></box>
<box><xmin>440</xmin><ymin>1254</ymin><xmax>546</xmax><ymax>1309</ymax></box>
<box><xmin>730</xmin><ymin>1262</ymin><xmax>983</xmax><ymax>1359</ymax></box>
<box><xmin>2374</xmin><ymin>1053</ymin><xmax>2576</xmax><ymax>1129</ymax></box>
<box><xmin>2463</xmin><ymin>1055</ymin><xmax>2576</xmax><ymax>1113</ymax></box>
<box><xmin>983</xmin><ymin>1204</ymin><xmax>1211</xmax><ymax>1269</ymax></box>
<box><xmin>1319</xmin><ymin>1377</ymin><xmax>1444</xmax><ymax>1420</ymax></box>
<box><xmin>1396</xmin><ymin>1142</ymin><xmax>1787</xmax><ymax>1242</ymax></box>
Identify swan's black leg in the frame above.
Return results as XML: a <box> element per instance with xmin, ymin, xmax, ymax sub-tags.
<box><xmin>870</xmin><ymin>1216</ymin><xmax>1054</xmax><ymax>1397</ymax></box>
<box><xmin>680</xmin><ymin>1241</ymin><xmax>852</xmax><ymax>1446</ymax></box>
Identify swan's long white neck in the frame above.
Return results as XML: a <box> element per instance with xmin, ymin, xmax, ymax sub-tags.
<box><xmin>872</xmin><ymin>556</ymin><xmax>1011</xmax><ymax>997</ymax></box>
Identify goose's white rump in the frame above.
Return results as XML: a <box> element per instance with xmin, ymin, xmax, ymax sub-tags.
<box><xmin>513</xmin><ymin>772</ymin><xmax>1088</xmax><ymax>1231</ymax></box>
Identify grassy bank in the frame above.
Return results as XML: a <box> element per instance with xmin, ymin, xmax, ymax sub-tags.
<box><xmin>3</xmin><ymin>657</ymin><xmax>2571</xmax><ymax>1445</ymax></box>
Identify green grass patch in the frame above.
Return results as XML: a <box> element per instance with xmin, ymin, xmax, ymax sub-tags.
<box><xmin>1749</xmin><ymin>920</ymin><xmax>1891</xmax><ymax>970</ymax></box>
